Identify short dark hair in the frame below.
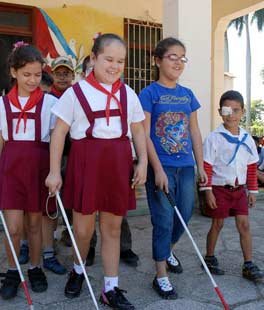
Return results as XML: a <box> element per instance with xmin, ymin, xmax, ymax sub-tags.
<box><xmin>41</xmin><ymin>70</ymin><xmax>53</xmax><ymax>87</ymax></box>
<box><xmin>219</xmin><ymin>90</ymin><xmax>244</xmax><ymax>108</ymax></box>
<box><xmin>91</xmin><ymin>33</ymin><xmax>126</xmax><ymax>57</ymax></box>
<box><xmin>154</xmin><ymin>37</ymin><xmax>186</xmax><ymax>59</ymax></box>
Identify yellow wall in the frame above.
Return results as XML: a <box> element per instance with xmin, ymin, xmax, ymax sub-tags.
<box><xmin>45</xmin><ymin>6</ymin><xmax>123</xmax><ymax>56</ymax></box>
<box><xmin>0</xmin><ymin>0</ymin><xmax>162</xmax><ymax>67</ymax></box>
<box><xmin>0</xmin><ymin>0</ymin><xmax>162</xmax><ymax>21</ymax></box>
<box><xmin>212</xmin><ymin>0</ymin><xmax>264</xmax><ymax>31</ymax></box>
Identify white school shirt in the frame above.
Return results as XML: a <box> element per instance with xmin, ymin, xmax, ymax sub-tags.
<box><xmin>51</xmin><ymin>80</ymin><xmax>145</xmax><ymax>140</ymax></box>
<box><xmin>203</xmin><ymin>124</ymin><xmax>259</xmax><ymax>186</ymax></box>
<box><xmin>0</xmin><ymin>94</ymin><xmax>57</xmax><ymax>142</ymax></box>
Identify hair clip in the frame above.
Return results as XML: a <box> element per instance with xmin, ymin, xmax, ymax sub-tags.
<box><xmin>13</xmin><ymin>41</ymin><xmax>29</xmax><ymax>50</ymax></box>
<box><xmin>93</xmin><ymin>32</ymin><xmax>102</xmax><ymax>41</ymax></box>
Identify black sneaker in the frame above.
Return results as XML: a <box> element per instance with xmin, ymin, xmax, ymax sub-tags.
<box><xmin>100</xmin><ymin>287</ymin><xmax>135</xmax><ymax>310</ymax></box>
<box><xmin>64</xmin><ymin>269</ymin><xmax>84</xmax><ymax>299</ymax></box>
<box><xmin>86</xmin><ymin>247</ymin><xmax>95</xmax><ymax>266</ymax></box>
<box><xmin>0</xmin><ymin>270</ymin><xmax>21</xmax><ymax>300</ymax></box>
<box><xmin>19</xmin><ymin>244</ymin><xmax>29</xmax><ymax>265</ymax></box>
<box><xmin>120</xmin><ymin>249</ymin><xmax>139</xmax><ymax>267</ymax></box>
<box><xmin>152</xmin><ymin>277</ymin><xmax>178</xmax><ymax>300</ymax></box>
<box><xmin>242</xmin><ymin>262</ymin><xmax>264</xmax><ymax>282</ymax></box>
<box><xmin>203</xmin><ymin>256</ymin><xmax>225</xmax><ymax>275</ymax></box>
<box><xmin>166</xmin><ymin>253</ymin><xmax>183</xmax><ymax>273</ymax></box>
<box><xmin>28</xmin><ymin>267</ymin><xmax>48</xmax><ymax>292</ymax></box>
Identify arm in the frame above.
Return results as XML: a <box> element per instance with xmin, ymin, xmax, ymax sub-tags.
<box><xmin>45</xmin><ymin>118</ymin><xmax>70</xmax><ymax>195</ymax></box>
<box><xmin>199</xmin><ymin>161</ymin><xmax>217</xmax><ymax>209</ymax></box>
<box><xmin>0</xmin><ymin>131</ymin><xmax>4</xmax><ymax>156</ymax></box>
<box><xmin>142</xmin><ymin>112</ymin><xmax>169</xmax><ymax>192</ymax></box>
<box><xmin>130</xmin><ymin>121</ymin><xmax>148</xmax><ymax>188</ymax></box>
<box><xmin>189</xmin><ymin>111</ymin><xmax>208</xmax><ymax>185</ymax></box>
<box><xmin>247</xmin><ymin>163</ymin><xmax>258</xmax><ymax>208</ymax></box>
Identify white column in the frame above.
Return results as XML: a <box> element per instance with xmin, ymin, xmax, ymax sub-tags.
<box><xmin>163</xmin><ymin>0</ymin><xmax>212</xmax><ymax>138</ymax></box>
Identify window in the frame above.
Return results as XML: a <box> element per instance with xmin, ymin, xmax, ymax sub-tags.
<box><xmin>0</xmin><ymin>4</ymin><xmax>33</xmax><ymax>36</ymax></box>
<box><xmin>0</xmin><ymin>3</ymin><xmax>34</xmax><ymax>94</ymax></box>
<box><xmin>124</xmin><ymin>18</ymin><xmax>162</xmax><ymax>94</ymax></box>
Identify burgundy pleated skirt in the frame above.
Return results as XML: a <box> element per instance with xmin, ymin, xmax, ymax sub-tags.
<box><xmin>0</xmin><ymin>141</ymin><xmax>56</xmax><ymax>213</ymax></box>
<box><xmin>63</xmin><ymin>136</ymin><xmax>136</xmax><ymax>216</ymax></box>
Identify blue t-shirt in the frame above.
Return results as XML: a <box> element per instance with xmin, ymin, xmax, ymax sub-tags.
<box><xmin>139</xmin><ymin>82</ymin><xmax>200</xmax><ymax>167</ymax></box>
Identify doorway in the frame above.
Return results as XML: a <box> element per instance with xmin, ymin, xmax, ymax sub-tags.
<box><xmin>0</xmin><ymin>34</ymin><xmax>32</xmax><ymax>94</ymax></box>
<box><xmin>0</xmin><ymin>3</ymin><xmax>34</xmax><ymax>94</ymax></box>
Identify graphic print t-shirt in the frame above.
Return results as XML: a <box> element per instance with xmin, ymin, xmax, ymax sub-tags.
<box><xmin>139</xmin><ymin>82</ymin><xmax>200</xmax><ymax>167</ymax></box>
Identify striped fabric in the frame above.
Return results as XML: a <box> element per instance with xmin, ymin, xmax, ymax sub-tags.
<box><xmin>200</xmin><ymin>162</ymin><xmax>257</xmax><ymax>192</ymax></box>
<box><xmin>247</xmin><ymin>163</ymin><xmax>258</xmax><ymax>191</ymax></box>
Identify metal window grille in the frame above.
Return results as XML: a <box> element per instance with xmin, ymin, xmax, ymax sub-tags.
<box><xmin>124</xmin><ymin>18</ymin><xmax>162</xmax><ymax>94</ymax></box>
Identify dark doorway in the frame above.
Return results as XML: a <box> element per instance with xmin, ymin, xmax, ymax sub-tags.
<box><xmin>0</xmin><ymin>2</ymin><xmax>34</xmax><ymax>94</ymax></box>
<box><xmin>0</xmin><ymin>34</ymin><xmax>32</xmax><ymax>94</ymax></box>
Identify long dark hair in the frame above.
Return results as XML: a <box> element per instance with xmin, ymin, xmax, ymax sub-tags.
<box><xmin>154</xmin><ymin>37</ymin><xmax>186</xmax><ymax>60</ymax></box>
<box><xmin>153</xmin><ymin>37</ymin><xmax>186</xmax><ymax>80</ymax></box>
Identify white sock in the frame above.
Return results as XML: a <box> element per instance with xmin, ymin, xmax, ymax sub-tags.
<box><xmin>167</xmin><ymin>252</ymin><xmax>179</xmax><ymax>266</ymax></box>
<box><xmin>8</xmin><ymin>267</ymin><xmax>18</xmax><ymax>271</ymax></box>
<box><xmin>157</xmin><ymin>277</ymin><xmax>173</xmax><ymax>292</ymax></box>
<box><xmin>53</xmin><ymin>230</ymin><xmax>58</xmax><ymax>240</ymax></box>
<box><xmin>43</xmin><ymin>247</ymin><xmax>54</xmax><ymax>259</ymax></box>
<box><xmin>104</xmin><ymin>276</ymin><xmax>118</xmax><ymax>292</ymax></box>
<box><xmin>74</xmin><ymin>262</ymin><xmax>84</xmax><ymax>275</ymax></box>
<box><xmin>29</xmin><ymin>265</ymin><xmax>40</xmax><ymax>270</ymax></box>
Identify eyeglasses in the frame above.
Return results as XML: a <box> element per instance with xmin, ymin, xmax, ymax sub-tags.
<box><xmin>53</xmin><ymin>72</ymin><xmax>73</xmax><ymax>78</ymax></box>
<box><xmin>162</xmin><ymin>54</ymin><xmax>188</xmax><ymax>63</ymax></box>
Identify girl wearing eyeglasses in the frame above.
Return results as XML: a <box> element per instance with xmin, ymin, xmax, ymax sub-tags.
<box><xmin>139</xmin><ymin>37</ymin><xmax>207</xmax><ymax>299</ymax></box>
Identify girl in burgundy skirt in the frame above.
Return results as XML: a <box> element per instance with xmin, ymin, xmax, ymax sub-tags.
<box><xmin>46</xmin><ymin>33</ymin><xmax>147</xmax><ymax>309</ymax></box>
<box><xmin>0</xmin><ymin>44</ymin><xmax>57</xmax><ymax>299</ymax></box>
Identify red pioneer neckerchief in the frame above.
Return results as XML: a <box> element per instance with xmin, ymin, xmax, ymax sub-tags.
<box><xmin>86</xmin><ymin>71</ymin><xmax>123</xmax><ymax>126</ymax></box>
<box><xmin>7</xmin><ymin>84</ymin><xmax>44</xmax><ymax>133</ymax></box>
<box><xmin>50</xmin><ymin>85</ymin><xmax>65</xmax><ymax>99</ymax></box>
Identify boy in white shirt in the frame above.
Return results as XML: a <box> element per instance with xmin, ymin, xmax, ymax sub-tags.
<box><xmin>200</xmin><ymin>90</ymin><xmax>263</xmax><ymax>282</ymax></box>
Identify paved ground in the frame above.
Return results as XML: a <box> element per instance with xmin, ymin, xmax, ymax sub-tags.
<box><xmin>0</xmin><ymin>192</ymin><xmax>264</xmax><ymax>310</ymax></box>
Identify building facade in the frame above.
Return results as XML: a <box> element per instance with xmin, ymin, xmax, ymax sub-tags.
<box><xmin>1</xmin><ymin>0</ymin><xmax>264</xmax><ymax>136</ymax></box>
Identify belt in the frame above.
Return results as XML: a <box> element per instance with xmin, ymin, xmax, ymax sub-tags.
<box><xmin>223</xmin><ymin>184</ymin><xmax>242</xmax><ymax>190</ymax></box>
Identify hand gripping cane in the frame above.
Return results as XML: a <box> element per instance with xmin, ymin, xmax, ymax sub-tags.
<box><xmin>164</xmin><ymin>192</ymin><xmax>230</xmax><ymax>310</ymax></box>
<box><xmin>55</xmin><ymin>192</ymin><xmax>100</xmax><ymax>310</ymax></box>
<box><xmin>0</xmin><ymin>211</ymin><xmax>34</xmax><ymax>310</ymax></box>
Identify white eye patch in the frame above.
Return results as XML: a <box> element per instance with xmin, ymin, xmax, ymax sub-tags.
<box><xmin>221</xmin><ymin>106</ymin><xmax>233</xmax><ymax>116</ymax></box>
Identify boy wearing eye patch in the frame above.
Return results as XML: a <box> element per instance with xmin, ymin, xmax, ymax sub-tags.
<box><xmin>200</xmin><ymin>90</ymin><xmax>263</xmax><ymax>282</ymax></box>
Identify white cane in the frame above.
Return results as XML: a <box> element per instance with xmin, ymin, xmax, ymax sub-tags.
<box><xmin>0</xmin><ymin>210</ymin><xmax>34</xmax><ymax>310</ymax></box>
<box><xmin>55</xmin><ymin>192</ymin><xmax>99</xmax><ymax>310</ymax></box>
<box><xmin>164</xmin><ymin>192</ymin><xmax>230</xmax><ymax>310</ymax></box>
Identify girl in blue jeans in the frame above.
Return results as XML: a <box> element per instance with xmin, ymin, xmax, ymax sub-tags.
<box><xmin>139</xmin><ymin>37</ymin><xmax>207</xmax><ymax>299</ymax></box>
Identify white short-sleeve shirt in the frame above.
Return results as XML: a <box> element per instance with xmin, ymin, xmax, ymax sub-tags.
<box><xmin>203</xmin><ymin>124</ymin><xmax>259</xmax><ymax>186</ymax></box>
<box><xmin>0</xmin><ymin>93</ymin><xmax>57</xmax><ymax>142</ymax></box>
<box><xmin>51</xmin><ymin>80</ymin><xmax>145</xmax><ymax>139</ymax></box>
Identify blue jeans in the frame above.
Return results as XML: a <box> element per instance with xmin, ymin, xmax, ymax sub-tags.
<box><xmin>145</xmin><ymin>165</ymin><xmax>195</xmax><ymax>261</ymax></box>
